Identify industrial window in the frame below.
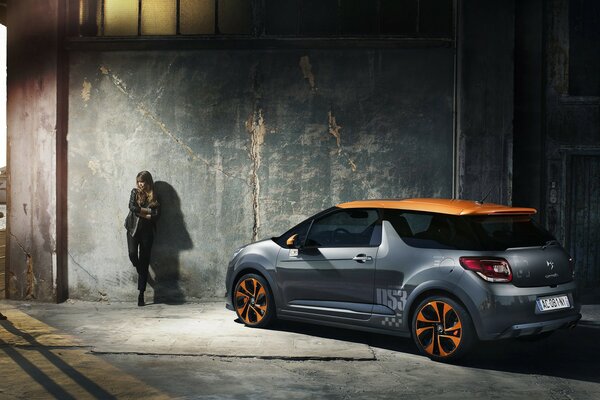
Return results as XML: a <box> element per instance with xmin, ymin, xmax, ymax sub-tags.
<box><xmin>78</xmin><ymin>0</ymin><xmax>253</xmax><ymax>36</ymax></box>
<box><xmin>569</xmin><ymin>0</ymin><xmax>600</xmax><ymax>96</ymax></box>
<box><xmin>76</xmin><ymin>0</ymin><xmax>454</xmax><ymax>38</ymax></box>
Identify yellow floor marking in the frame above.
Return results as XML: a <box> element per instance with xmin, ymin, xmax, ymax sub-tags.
<box><xmin>0</xmin><ymin>306</ymin><xmax>170</xmax><ymax>399</ymax></box>
<box><xmin>0</xmin><ymin>306</ymin><xmax>79</xmax><ymax>347</ymax></box>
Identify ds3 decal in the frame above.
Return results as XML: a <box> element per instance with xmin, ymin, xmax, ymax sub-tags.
<box><xmin>376</xmin><ymin>287</ymin><xmax>408</xmax><ymax>328</ymax></box>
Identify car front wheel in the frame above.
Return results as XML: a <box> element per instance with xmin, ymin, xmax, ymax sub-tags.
<box><xmin>233</xmin><ymin>273</ymin><xmax>275</xmax><ymax>328</ymax></box>
<box><xmin>411</xmin><ymin>296</ymin><xmax>475</xmax><ymax>362</ymax></box>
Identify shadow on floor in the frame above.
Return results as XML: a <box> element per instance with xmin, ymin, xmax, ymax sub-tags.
<box><xmin>260</xmin><ymin>317</ymin><xmax>600</xmax><ymax>384</ymax></box>
<box><xmin>0</xmin><ymin>319</ymin><xmax>117</xmax><ymax>399</ymax></box>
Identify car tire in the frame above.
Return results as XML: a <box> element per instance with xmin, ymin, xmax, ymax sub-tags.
<box><xmin>233</xmin><ymin>273</ymin><xmax>275</xmax><ymax>328</ymax></box>
<box><xmin>411</xmin><ymin>296</ymin><xmax>476</xmax><ymax>362</ymax></box>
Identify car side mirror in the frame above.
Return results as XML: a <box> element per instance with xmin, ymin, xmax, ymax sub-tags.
<box><xmin>286</xmin><ymin>233</ymin><xmax>303</xmax><ymax>249</ymax></box>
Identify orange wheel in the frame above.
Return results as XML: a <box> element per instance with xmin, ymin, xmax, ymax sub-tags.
<box><xmin>412</xmin><ymin>296</ymin><xmax>475</xmax><ymax>362</ymax></box>
<box><xmin>234</xmin><ymin>274</ymin><xmax>274</xmax><ymax>328</ymax></box>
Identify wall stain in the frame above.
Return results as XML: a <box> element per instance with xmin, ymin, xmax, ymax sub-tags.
<box><xmin>8</xmin><ymin>271</ymin><xmax>17</xmax><ymax>299</ymax></box>
<box><xmin>81</xmin><ymin>79</ymin><xmax>92</xmax><ymax>103</ymax></box>
<box><xmin>87</xmin><ymin>160</ymin><xmax>100</xmax><ymax>176</ymax></box>
<box><xmin>98</xmin><ymin>65</ymin><xmax>249</xmax><ymax>186</ymax></box>
<box><xmin>299</xmin><ymin>56</ymin><xmax>316</xmax><ymax>91</ymax></box>
<box><xmin>328</xmin><ymin>111</ymin><xmax>343</xmax><ymax>154</ymax></box>
<box><xmin>246</xmin><ymin>109</ymin><xmax>266</xmax><ymax>242</ymax></box>
<box><xmin>7</xmin><ymin>232</ymin><xmax>35</xmax><ymax>298</ymax></box>
<box><xmin>25</xmin><ymin>255</ymin><xmax>35</xmax><ymax>300</ymax></box>
<box><xmin>328</xmin><ymin>111</ymin><xmax>357</xmax><ymax>172</ymax></box>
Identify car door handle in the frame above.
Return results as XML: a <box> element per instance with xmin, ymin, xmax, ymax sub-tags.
<box><xmin>353</xmin><ymin>254</ymin><xmax>372</xmax><ymax>263</ymax></box>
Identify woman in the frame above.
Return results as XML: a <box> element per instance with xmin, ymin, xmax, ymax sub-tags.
<box><xmin>125</xmin><ymin>171</ymin><xmax>160</xmax><ymax>306</ymax></box>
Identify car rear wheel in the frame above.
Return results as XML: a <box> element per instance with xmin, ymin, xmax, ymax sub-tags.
<box><xmin>411</xmin><ymin>296</ymin><xmax>475</xmax><ymax>362</ymax></box>
<box><xmin>233</xmin><ymin>273</ymin><xmax>275</xmax><ymax>328</ymax></box>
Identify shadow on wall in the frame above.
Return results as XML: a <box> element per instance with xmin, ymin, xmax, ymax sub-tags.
<box><xmin>149</xmin><ymin>181</ymin><xmax>193</xmax><ymax>304</ymax></box>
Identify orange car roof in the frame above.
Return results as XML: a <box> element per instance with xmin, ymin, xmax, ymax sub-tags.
<box><xmin>336</xmin><ymin>198</ymin><xmax>537</xmax><ymax>216</ymax></box>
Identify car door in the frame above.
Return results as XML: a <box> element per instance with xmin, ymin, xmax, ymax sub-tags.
<box><xmin>276</xmin><ymin>208</ymin><xmax>381</xmax><ymax>320</ymax></box>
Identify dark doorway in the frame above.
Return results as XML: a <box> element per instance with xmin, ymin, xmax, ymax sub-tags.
<box><xmin>568</xmin><ymin>155</ymin><xmax>600</xmax><ymax>303</ymax></box>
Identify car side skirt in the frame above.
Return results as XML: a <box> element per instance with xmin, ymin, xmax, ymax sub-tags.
<box><xmin>276</xmin><ymin>312</ymin><xmax>412</xmax><ymax>338</ymax></box>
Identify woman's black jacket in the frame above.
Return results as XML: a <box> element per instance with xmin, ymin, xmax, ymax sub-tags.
<box><xmin>124</xmin><ymin>188</ymin><xmax>160</xmax><ymax>237</ymax></box>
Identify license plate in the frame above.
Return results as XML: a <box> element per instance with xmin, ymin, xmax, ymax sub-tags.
<box><xmin>537</xmin><ymin>295</ymin><xmax>570</xmax><ymax>312</ymax></box>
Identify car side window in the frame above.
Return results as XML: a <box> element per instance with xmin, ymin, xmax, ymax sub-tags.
<box><xmin>385</xmin><ymin>210</ymin><xmax>481</xmax><ymax>250</ymax></box>
<box><xmin>305</xmin><ymin>209</ymin><xmax>380</xmax><ymax>247</ymax></box>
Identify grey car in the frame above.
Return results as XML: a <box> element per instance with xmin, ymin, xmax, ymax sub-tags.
<box><xmin>225</xmin><ymin>198</ymin><xmax>582</xmax><ymax>361</ymax></box>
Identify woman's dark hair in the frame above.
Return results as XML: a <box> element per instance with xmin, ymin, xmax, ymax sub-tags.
<box><xmin>136</xmin><ymin>171</ymin><xmax>158</xmax><ymax>207</ymax></box>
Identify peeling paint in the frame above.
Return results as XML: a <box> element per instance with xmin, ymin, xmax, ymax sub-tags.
<box><xmin>81</xmin><ymin>79</ymin><xmax>91</xmax><ymax>103</ymax></box>
<box><xmin>246</xmin><ymin>109</ymin><xmax>266</xmax><ymax>242</ymax></box>
<box><xmin>299</xmin><ymin>56</ymin><xmax>316</xmax><ymax>91</ymax></box>
<box><xmin>99</xmin><ymin>65</ymin><xmax>248</xmax><ymax>185</ymax></box>
<box><xmin>328</xmin><ymin>112</ymin><xmax>343</xmax><ymax>154</ymax></box>
<box><xmin>25</xmin><ymin>255</ymin><xmax>36</xmax><ymax>300</ymax></box>
<box><xmin>328</xmin><ymin>111</ymin><xmax>357</xmax><ymax>172</ymax></box>
<box><xmin>86</xmin><ymin>159</ymin><xmax>112</xmax><ymax>181</ymax></box>
<box><xmin>88</xmin><ymin>160</ymin><xmax>100</xmax><ymax>175</ymax></box>
<box><xmin>348</xmin><ymin>159</ymin><xmax>357</xmax><ymax>172</ymax></box>
<box><xmin>8</xmin><ymin>271</ymin><xmax>17</xmax><ymax>299</ymax></box>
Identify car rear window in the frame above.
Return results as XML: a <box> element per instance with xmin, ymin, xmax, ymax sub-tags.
<box><xmin>384</xmin><ymin>210</ymin><xmax>555</xmax><ymax>251</ymax></box>
<box><xmin>467</xmin><ymin>215</ymin><xmax>555</xmax><ymax>250</ymax></box>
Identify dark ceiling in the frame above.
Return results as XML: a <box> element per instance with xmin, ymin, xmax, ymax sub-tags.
<box><xmin>0</xmin><ymin>0</ymin><xmax>6</xmax><ymax>26</ymax></box>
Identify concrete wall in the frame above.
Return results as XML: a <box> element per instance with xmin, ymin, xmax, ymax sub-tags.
<box><xmin>67</xmin><ymin>48</ymin><xmax>455</xmax><ymax>301</ymax></box>
<box><xmin>5</xmin><ymin>0</ymin><xmax>522</xmax><ymax>302</ymax></box>
<box><xmin>6</xmin><ymin>0</ymin><xmax>60</xmax><ymax>301</ymax></box>
<box><xmin>457</xmin><ymin>0</ymin><xmax>515</xmax><ymax>205</ymax></box>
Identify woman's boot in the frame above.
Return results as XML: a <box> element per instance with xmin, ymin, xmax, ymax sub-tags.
<box><xmin>138</xmin><ymin>291</ymin><xmax>145</xmax><ymax>307</ymax></box>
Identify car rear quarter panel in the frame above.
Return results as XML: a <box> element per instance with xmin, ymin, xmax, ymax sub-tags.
<box><xmin>375</xmin><ymin>222</ymin><xmax>469</xmax><ymax>332</ymax></box>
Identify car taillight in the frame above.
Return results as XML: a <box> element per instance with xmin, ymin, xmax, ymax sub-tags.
<box><xmin>459</xmin><ymin>257</ymin><xmax>512</xmax><ymax>283</ymax></box>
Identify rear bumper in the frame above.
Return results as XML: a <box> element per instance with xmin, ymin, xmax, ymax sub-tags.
<box><xmin>458</xmin><ymin>273</ymin><xmax>582</xmax><ymax>340</ymax></box>
<box><xmin>496</xmin><ymin>313</ymin><xmax>581</xmax><ymax>339</ymax></box>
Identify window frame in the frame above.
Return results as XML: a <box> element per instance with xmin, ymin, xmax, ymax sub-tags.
<box><xmin>70</xmin><ymin>0</ymin><xmax>457</xmax><ymax>46</ymax></box>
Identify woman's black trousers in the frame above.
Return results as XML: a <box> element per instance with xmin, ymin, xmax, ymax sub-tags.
<box><xmin>127</xmin><ymin>230</ymin><xmax>154</xmax><ymax>292</ymax></box>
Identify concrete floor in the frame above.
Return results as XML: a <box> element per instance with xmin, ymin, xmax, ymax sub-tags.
<box><xmin>1</xmin><ymin>300</ymin><xmax>599</xmax><ymax>399</ymax></box>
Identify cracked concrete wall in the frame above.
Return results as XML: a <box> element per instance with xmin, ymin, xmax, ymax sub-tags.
<box><xmin>6</xmin><ymin>0</ymin><xmax>59</xmax><ymax>301</ymax></box>
<box><xmin>67</xmin><ymin>49</ymin><xmax>454</xmax><ymax>300</ymax></box>
<box><xmin>458</xmin><ymin>0</ymin><xmax>515</xmax><ymax>205</ymax></box>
